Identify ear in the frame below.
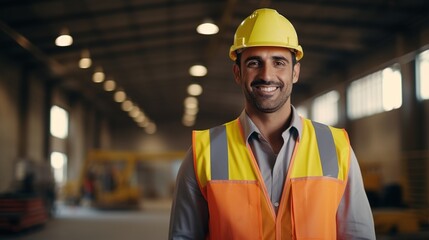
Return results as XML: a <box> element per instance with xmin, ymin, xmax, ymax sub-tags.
<box><xmin>292</xmin><ymin>62</ymin><xmax>300</xmax><ymax>84</ymax></box>
<box><xmin>233</xmin><ymin>64</ymin><xmax>241</xmax><ymax>84</ymax></box>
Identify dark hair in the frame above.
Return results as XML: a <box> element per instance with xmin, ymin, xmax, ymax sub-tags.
<box><xmin>291</xmin><ymin>51</ymin><xmax>297</xmax><ymax>66</ymax></box>
<box><xmin>235</xmin><ymin>52</ymin><xmax>242</xmax><ymax>66</ymax></box>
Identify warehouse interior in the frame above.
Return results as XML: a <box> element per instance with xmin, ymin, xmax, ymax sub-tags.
<box><xmin>1</xmin><ymin>0</ymin><xmax>429</xmax><ymax>239</ymax></box>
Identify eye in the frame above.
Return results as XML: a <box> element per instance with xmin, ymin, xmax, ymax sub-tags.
<box><xmin>246</xmin><ymin>60</ymin><xmax>260</xmax><ymax>68</ymax></box>
<box><xmin>274</xmin><ymin>60</ymin><xmax>286</xmax><ymax>67</ymax></box>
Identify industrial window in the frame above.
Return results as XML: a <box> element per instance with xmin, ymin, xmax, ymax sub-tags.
<box><xmin>417</xmin><ymin>49</ymin><xmax>429</xmax><ymax>100</ymax></box>
<box><xmin>311</xmin><ymin>90</ymin><xmax>340</xmax><ymax>126</ymax></box>
<box><xmin>50</xmin><ymin>105</ymin><xmax>69</xmax><ymax>139</ymax></box>
<box><xmin>347</xmin><ymin>65</ymin><xmax>402</xmax><ymax>120</ymax></box>
<box><xmin>50</xmin><ymin>151</ymin><xmax>67</xmax><ymax>184</ymax></box>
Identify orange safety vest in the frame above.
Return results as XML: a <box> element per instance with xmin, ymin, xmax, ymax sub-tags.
<box><xmin>193</xmin><ymin>117</ymin><xmax>350</xmax><ymax>240</ymax></box>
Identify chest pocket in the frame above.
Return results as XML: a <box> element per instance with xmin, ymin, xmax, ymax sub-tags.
<box><xmin>206</xmin><ymin>180</ymin><xmax>262</xmax><ymax>240</ymax></box>
<box><xmin>291</xmin><ymin>177</ymin><xmax>345</xmax><ymax>239</ymax></box>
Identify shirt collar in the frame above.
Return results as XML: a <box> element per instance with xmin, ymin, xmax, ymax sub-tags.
<box><xmin>238</xmin><ymin>105</ymin><xmax>303</xmax><ymax>142</ymax></box>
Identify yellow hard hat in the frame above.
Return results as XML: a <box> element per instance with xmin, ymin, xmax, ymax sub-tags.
<box><xmin>229</xmin><ymin>8</ymin><xmax>303</xmax><ymax>61</ymax></box>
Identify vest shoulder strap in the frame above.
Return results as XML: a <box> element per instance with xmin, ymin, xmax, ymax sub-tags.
<box><xmin>291</xmin><ymin>118</ymin><xmax>350</xmax><ymax>181</ymax></box>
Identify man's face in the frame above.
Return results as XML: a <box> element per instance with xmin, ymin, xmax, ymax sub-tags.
<box><xmin>233</xmin><ymin>46</ymin><xmax>300</xmax><ymax>114</ymax></box>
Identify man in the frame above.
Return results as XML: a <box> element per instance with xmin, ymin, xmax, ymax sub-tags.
<box><xmin>169</xmin><ymin>8</ymin><xmax>376</xmax><ymax>239</ymax></box>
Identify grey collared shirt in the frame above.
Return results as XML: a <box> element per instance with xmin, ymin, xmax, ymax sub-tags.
<box><xmin>169</xmin><ymin>107</ymin><xmax>376</xmax><ymax>240</ymax></box>
<box><xmin>240</xmin><ymin>108</ymin><xmax>301</xmax><ymax>213</ymax></box>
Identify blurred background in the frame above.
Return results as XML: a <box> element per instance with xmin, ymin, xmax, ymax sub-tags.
<box><xmin>0</xmin><ymin>0</ymin><xmax>428</xmax><ymax>239</ymax></box>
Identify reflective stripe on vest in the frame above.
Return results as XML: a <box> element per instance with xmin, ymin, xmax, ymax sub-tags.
<box><xmin>193</xmin><ymin>117</ymin><xmax>350</xmax><ymax>239</ymax></box>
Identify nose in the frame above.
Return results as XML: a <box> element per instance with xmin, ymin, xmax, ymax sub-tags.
<box><xmin>259</xmin><ymin>63</ymin><xmax>275</xmax><ymax>81</ymax></box>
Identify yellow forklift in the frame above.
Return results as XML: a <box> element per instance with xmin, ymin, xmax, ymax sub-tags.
<box><xmin>63</xmin><ymin>150</ymin><xmax>185</xmax><ymax>209</ymax></box>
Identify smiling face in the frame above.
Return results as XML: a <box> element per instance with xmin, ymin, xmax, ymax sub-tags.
<box><xmin>233</xmin><ymin>46</ymin><xmax>300</xmax><ymax>115</ymax></box>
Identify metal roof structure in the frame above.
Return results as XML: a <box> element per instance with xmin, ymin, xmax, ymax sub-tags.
<box><xmin>1</xmin><ymin>0</ymin><xmax>428</xmax><ymax>131</ymax></box>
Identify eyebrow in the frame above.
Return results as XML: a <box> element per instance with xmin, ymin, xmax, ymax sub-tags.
<box><xmin>244</xmin><ymin>55</ymin><xmax>290</xmax><ymax>63</ymax></box>
<box><xmin>244</xmin><ymin>56</ymin><xmax>262</xmax><ymax>63</ymax></box>
<box><xmin>272</xmin><ymin>56</ymin><xmax>289</xmax><ymax>63</ymax></box>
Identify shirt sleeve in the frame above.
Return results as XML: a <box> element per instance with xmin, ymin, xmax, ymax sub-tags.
<box><xmin>336</xmin><ymin>147</ymin><xmax>376</xmax><ymax>240</ymax></box>
<box><xmin>168</xmin><ymin>147</ymin><xmax>209</xmax><ymax>240</ymax></box>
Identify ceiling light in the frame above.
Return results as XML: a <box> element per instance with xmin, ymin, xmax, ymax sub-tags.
<box><xmin>55</xmin><ymin>28</ymin><xmax>73</xmax><ymax>47</ymax></box>
<box><xmin>134</xmin><ymin>114</ymin><xmax>146</xmax><ymax>123</ymax></box>
<box><xmin>92</xmin><ymin>66</ymin><xmax>105</xmax><ymax>83</ymax></box>
<box><xmin>144</xmin><ymin>122</ymin><xmax>157</xmax><ymax>134</ymax></box>
<box><xmin>121</xmin><ymin>100</ymin><xmax>133</xmax><ymax>112</ymax></box>
<box><xmin>184</xmin><ymin>96</ymin><xmax>198</xmax><ymax>109</ymax></box>
<box><xmin>79</xmin><ymin>49</ymin><xmax>92</xmax><ymax>69</ymax></box>
<box><xmin>129</xmin><ymin>107</ymin><xmax>141</xmax><ymax>118</ymax></box>
<box><xmin>114</xmin><ymin>90</ymin><xmax>126</xmax><ymax>102</ymax></box>
<box><xmin>183</xmin><ymin>114</ymin><xmax>196</xmax><ymax>122</ymax></box>
<box><xmin>187</xmin><ymin>83</ymin><xmax>203</xmax><ymax>96</ymax></box>
<box><xmin>133</xmin><ymin>111</ymin><xmax>145</xmax><ymax>120</ymax></box>
<box><xmin>138</xmin><ymin>120</ymin><xmax>150</xmax><ymax>128</ymax></box>
<box><xmin>182</xmin><ymin>114</ymin><xmax>196</xmax><ymax>127</ymax></box>
<box><xmin>196</xmin><ymin>19</ymin><xmax>219</xmax><ymax>35</ymax></box>
<box><xmin>185</xmin><ymin>106</ymin><xmax>199</xmax><ymax>115</ymax></box>
<box><xmin>189</xmin><ymin>65</ymin><xmax>207</xmax><ymax>77</ymax></box>
<box><xmin>103</xmin><ymin>79</ymin><xmax>116</xmax><ymax>91</ymax></box>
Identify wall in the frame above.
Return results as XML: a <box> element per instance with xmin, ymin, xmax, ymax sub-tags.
<box><xmin>26</xmin><ymin>74</ymin><xmax>46</xmax><ymax>163</ymax></box>
<box><xmin>348</xmin><ymin>110</ymin><xmax>402</xmax><ymax>185</ymax></box>
<box><xmin>425</xmin><ymin>101</ymin><xmax>429</xmax><ymax>200</ymax></box>
<box><xmin>67</xmin><ymin>100</ymin><xmax>88</xmax><ymax>181</ymax></box>
<box><xmin>0</xmin><ymin>57</ymin><xmax>20</xmax><ymax>192</ymax></box>
<box><xmin>0</xmin><ymin>54</ymin><xmax>114</xmax><ymax>193</ymax></box>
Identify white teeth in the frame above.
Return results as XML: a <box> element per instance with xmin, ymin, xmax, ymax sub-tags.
<box><xmin>260</xmin><ymin>86</ymin><xmax>277</xmax><ymax>92</ymax></box>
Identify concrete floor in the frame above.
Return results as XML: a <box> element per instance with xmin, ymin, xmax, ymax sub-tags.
<box><xmin>2</xmin><ymin>200</ymin><xmax>429</xmax><ymax>240</ymax></box>
<box><xmin>0</xmin><ymin>199</ymin><xmax>172</xmax><ymax>240</ymax></box>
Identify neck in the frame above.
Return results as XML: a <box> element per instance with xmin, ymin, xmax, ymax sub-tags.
<box><xmin>246</xmin><ymin>104</ymin><xmax>293</xmax><ymax>153</ymax></box>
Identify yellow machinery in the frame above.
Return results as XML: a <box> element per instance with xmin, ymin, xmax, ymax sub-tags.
<box><xmin>63</xmin><ymin>150</ymin><xmax>185</xmax><ymax>209</ymax></box>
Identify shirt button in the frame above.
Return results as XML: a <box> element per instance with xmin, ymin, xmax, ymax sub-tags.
<box><xmin>274</xmin><ymin>202</ymin><xmax>279</xmax><ymax>207</ymax></box>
